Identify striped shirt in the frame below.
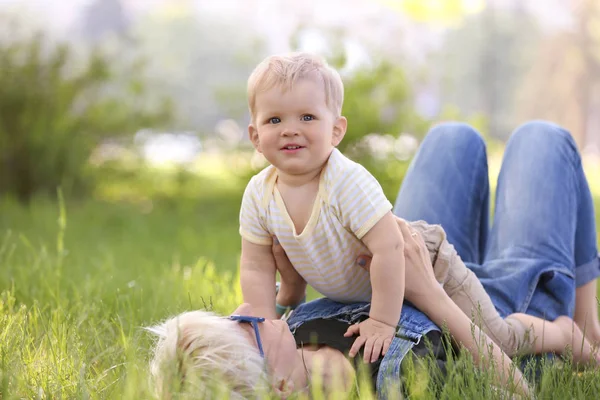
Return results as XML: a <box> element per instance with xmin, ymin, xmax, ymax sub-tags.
<box><xmin>239</xmin><ymin>148</ymin><xmax>392</xmax><ymax>302</ymax></box>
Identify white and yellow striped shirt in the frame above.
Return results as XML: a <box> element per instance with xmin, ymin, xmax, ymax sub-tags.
<box><xmin>239</xmin><ymin>149</ymin><xmax>393</xmax><ymax>302</ymax></box>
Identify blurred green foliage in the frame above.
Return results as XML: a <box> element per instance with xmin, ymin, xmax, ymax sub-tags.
<box><xmin>340</xmin><ymin>61</ymin><xmax>427</xmax><ymax>198</ymax></box>
<box><xmin>0</xmin><ymin>26</ymin><xmax>172</xmax><ymax>203</ymax></box>
<box><xmin>340</xmin><ymin>60</ymin><xmax>428</xmax><ymax>153</ymax></box>
<box><xmin>92</xmin><ymin>154</ymin><xmax>251</xmax><ymax>206</ymax></box>
<box><xmin>434</xmin><ymin>7</ymin><xmax>541</xmax><ymax>139</ymax></box>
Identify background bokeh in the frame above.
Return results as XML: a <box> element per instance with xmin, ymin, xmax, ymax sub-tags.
<box><xmin>1</xmin><ymin>1</ymin><xmax>600</xmax><ymax>398</ymax></box>
<box><xmin>1</xmin><ymin>0</ymin><xmax>599</xmax><ymax>203</ymax></box>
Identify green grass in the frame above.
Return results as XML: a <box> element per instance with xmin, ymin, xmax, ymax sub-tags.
<box><xmin>0</xmin><ymin>189</ymin><xmax>246</xmax><ymax>399</ymax></box>
<box><xmin>1</xmin><ymin>178</ymin><xmax>600</xmax><ymax>398</ymax></box>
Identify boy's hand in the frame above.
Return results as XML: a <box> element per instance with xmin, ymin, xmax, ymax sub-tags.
<box><xmin>344</xmin><ymin>317</ymin><xmax>396</xmax><ymax>363</ymax></box>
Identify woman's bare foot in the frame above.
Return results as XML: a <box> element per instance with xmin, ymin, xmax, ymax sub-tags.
<box><xmin>555</xmin><ymin>316</ymin><xmax>600</xmax><ymax>366</ymax></box>
<box><xmin>574</xmin><ymin>316</ymin><xmax>600</xmax><ymax>347</ymax></box>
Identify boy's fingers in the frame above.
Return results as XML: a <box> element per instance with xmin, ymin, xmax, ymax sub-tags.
<box><xmin>382</xmin><ymin>338</ymin><xmax>392</xmax><ymax>355</ymax></box>
<box><xmin>362</xmin><ymin>337</ymin><xmax>374</xmax><ymax>363</ymax></box>
<box><xmin>344</xmin><ymin>323</ymin><xmax>360</xmax><ymax>337</ymax></box>
<box><xmin>349</xmin><ymin>336</ymin><xmax>367</xmax><ymax>358</ymax></box>
<box><xmin>370</xmin><ymin>338</ymin><xmax>384</xmax><ymax>363</ymax></box>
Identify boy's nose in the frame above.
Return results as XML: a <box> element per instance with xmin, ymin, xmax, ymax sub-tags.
<box><xmin>281</xmin><ymin>124</ymin><xmax>299</xmax><ymax>136</ymax></box>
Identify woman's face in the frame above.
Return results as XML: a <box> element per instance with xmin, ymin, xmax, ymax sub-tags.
<box><xmin>231</xmin><ymin>303</ymin><xmax>307</xmax><ymax>392</ymax></box>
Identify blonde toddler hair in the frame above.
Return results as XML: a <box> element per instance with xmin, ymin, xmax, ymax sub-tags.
<box><xmin>247</xmin><ymin>52</ymin><xmax>345</xmax><ymax>121</ymax></box>
<box><xmin>147</xmin><ymin>310</ymin><xmax>267</xmax><ymax>399</ymax></box>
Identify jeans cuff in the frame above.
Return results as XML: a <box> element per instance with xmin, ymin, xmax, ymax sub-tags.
<box><xmin>575</xmin><ymin>254</ymin><xmax>600</xmax><ymax>287</ymax></box>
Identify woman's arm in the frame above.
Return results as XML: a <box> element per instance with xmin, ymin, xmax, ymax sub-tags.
<box><xmin>366</xmin><ymin>218</ymin><xmax>532</xmax><ymax>397</ymax></box>
<box><xmin>420</xmin><ymin>290</ymin><xmax>532</xmax><ymax>398</ymax></box>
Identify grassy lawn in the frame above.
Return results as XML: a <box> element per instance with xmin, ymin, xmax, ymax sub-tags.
<box><xmin>0</xmin><ymin>190</ymin><xmax>247</xmax><ymax>399</ymax></box>
<box><xmin>1</xmin><ymin>173</ymin><xmax>600</xmax><ymax>398</ymax></box>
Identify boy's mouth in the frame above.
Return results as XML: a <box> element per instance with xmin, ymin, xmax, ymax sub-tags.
<box><xmin>281</xmin><ymin>144</ymin><xmax>305</xmax><ymax>151</ymax></box>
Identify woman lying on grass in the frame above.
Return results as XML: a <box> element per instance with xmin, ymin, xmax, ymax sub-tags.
<box><xmin>148</xmin><ymin>230</ymin><xmax>526</xmax><ymax>399</ymax></box>
<box><xmin>148</xmin><ymin>121</ymin><xmax>600</xmax><ymax>399</ymax></box>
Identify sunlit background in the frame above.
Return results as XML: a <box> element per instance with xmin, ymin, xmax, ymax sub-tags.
<box><xmin>1</xmin><ymin>0</ymin><xmax>599</xmax><ymax>203</ymax></box>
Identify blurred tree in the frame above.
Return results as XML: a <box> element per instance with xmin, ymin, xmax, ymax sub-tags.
<box><xmin>341</xmin><ymin>60</ymin><xmax>429</xmax><ymax>198</ymax></box>
<box><xmin>130</xmin><ymin>3</ymin><xmax>265</xmax><ymax>133</ymax></box>
<box><xmin>0</xmin><ymin>29</ymin><xmax>172</xmax><ymax>203</ymax></box>
<box><xmin>341</xmin><ymin>61</ymin><xmax>427</xmax><ymax>153</ymax></box>
<box><xmin>515</xmin><ymin>0</ymin><xmax>600</xmax><ymax>150</ymax></box>
<box><xmin>81</xmin><ymin>0</ymin><xmax>129</xmax><ymax>41</ymax></box>
<box><xmin>432</xmin><ymin>5</ymin><xmax>542</xmax><ymax>139</ymax></box>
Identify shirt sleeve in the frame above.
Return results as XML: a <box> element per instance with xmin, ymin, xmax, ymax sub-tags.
<box><xmin>239</xmin><ymin>176</ymin><xmax>273</xmax><ymax>245</ymax></box>
<box><xmin>332</xmin><ymin>163</ymin><xmax>393</xmax><ymax>239</ymax></box>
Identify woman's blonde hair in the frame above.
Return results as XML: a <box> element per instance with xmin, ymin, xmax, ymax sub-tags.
<box><xmin>247</xmin><ymin>52</ymin><xmax>344</xmax><ymax>121</ymax></box>
<box><xmin>147</xmin><ymin>310</ymin><xmax>266</xmax><ymax>399</ymax></box>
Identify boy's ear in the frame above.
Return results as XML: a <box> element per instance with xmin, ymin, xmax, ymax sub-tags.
<box><xmin>331</xmin><ymin>116</ymin><xmax>347</xmax><ymax>147</ymax></box>
<box><xmin>248</xmin><ymin>124</ymin><xmax>261</xmax><ymax>153</ymax></box>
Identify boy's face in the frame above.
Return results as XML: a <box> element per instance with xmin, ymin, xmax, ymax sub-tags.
<box><xmin>248</xmin><ymin>77</ymin><xmax>347</xmax><ymax>178</ymax></box>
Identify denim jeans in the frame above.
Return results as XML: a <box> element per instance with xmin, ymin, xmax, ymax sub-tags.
<box><xmin>286</xmin><ymin>298</ymin><xmax>440</xmax><ymax>398</ymax></box>
<box><xmin>395</xmin><ymin>121</ymin><xmax>600</xmax><ymax>321</ymax></box>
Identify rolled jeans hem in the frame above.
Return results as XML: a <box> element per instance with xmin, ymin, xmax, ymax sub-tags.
<box><xmin>575</xmin><ymin>255</ymin><xmax>600</xmax><ymax>287</ymax></box>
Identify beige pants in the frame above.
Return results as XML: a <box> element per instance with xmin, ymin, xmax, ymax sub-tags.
<box><xmin>409</xmin><ymin>220</ymin><xmax>532</xmax><ymax>357</ymax></box>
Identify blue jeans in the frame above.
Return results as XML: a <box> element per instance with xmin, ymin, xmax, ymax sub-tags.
<box><xmin>395</xmin><ymin>121</ymin><xmax>600</xmax><ymax>321</ymax></box>
<box><xmin>287</xmin><ymin>298</ymin><xmax>440</xmax><ymax>398</ymax></box>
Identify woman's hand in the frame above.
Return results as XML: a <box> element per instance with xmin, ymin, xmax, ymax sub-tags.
<box><xmin>356</xmin><ymin>216</ymin><xmax>445</xmax><ymax>308</ymax></box>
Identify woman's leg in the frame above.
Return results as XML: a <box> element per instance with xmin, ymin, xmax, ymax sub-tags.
<box><xmin>394</xmin><ymin>122</ymin><xmax>490</xmax><ymax>264</ymax></box>
<box><xmin>575</xmin><ymin>281</ymin><xmax>600</xmax><ymax>343</ymax></box>
<box><xmin>573</xmin><ymin>157</ymin><xmax>600</xmax><ymax>341</ymax></box>
<box><xmin>508</xmin><ymin>312</ymin><xmax>600</xmax><ymax>364</ymax></box>
<box><xmin>479</xmin><ymin>121</ymin><xmax>600</xmax><ymax>326</ymax></box>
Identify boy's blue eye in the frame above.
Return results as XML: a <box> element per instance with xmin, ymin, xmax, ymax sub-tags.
<box><xmin>302</xmin><ymin>115</ymin><xmax>314</xmax><ymax>121</ymax></box>
<box><xmin>269</xmin><ymin>117</ymin><xmax>281</xmax><ymax>124</ymax></box>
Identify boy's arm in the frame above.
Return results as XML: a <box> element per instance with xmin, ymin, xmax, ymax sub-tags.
<box><xmin>240</xmin><ymin>238</ymin><xmax>278</xmax><ymax>319</ymax></box>
<box><xmin>344</xmin><ymin>211</ymin><xmax>405</xmax><ymax>363</ymax></box>
<box><xmin>330</xmin><ymin>163</ymin><xmax>403</xmax><ymax>327</ymax></box>
<box><xmin>361</xmin><ymin>211</ymin><xmax>405</xmax><ymax>327</ymax></box>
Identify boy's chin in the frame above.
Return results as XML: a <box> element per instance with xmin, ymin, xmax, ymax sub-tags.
<box><xmin>274</xmin><ymin>159</ymin><xmax>329</xmax><ymax>176</ymax></box>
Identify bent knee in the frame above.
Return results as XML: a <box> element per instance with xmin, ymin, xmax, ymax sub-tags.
<box><xmin>426</xmin><ymin>122</ymin><xmax>485</xmax><ymax>146</ymax></box>
<box><xmin>510</xmin><ymin>120</ymin><xmax>578</xmax><ymax>151</ymax></box>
